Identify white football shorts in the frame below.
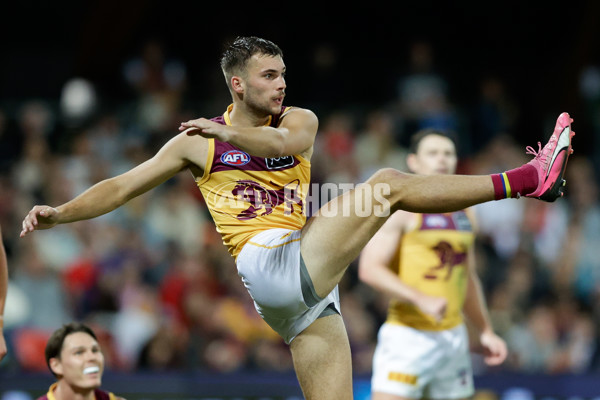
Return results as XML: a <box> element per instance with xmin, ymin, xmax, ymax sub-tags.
<box><xmin>371</xmin><ymin>322</ymin><xmax>474</xmax><ymax>399</ymax></box>
<box><xmin>236</xmin><ymin>228</ymin><xmax>341</xmax><ymax>344</ymax></box>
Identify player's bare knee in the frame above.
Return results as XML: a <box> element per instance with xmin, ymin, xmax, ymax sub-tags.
<box><xmin>367</xmin><ymin>168</ymin><xmax>408</xmax><ymax>185</ymax></box>
<box><xmin>367</xmin><ymin>168</ymin><xmax>409</xmax><ymax>197</ymax></box>
<box><xmin>362</xmin><ymin>168</ymin><xmax>412</xmax><ymax>216</ymax></box>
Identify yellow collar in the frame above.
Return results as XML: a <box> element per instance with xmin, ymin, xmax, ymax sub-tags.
<box><xmin>46</xmin><ymin>383</ymin><xmax>58</xmax><ymax>400</ymax></box>
<box><xmin>46</xmin><ymin>382</ymin><xmax>113</xmax><ymax>400</ymax></box>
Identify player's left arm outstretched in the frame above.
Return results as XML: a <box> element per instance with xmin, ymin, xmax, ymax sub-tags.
<box><xmin>20</xmin><ymin>132</ymin><xmax>207</xmax><ymax>237</ymax></box>
<box><xmin>463</xmin><ymin>209</ymin><xmax>507</xmax><ymax>366</ymax></box>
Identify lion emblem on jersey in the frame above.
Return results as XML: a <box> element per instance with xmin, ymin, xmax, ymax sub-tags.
<box><xmin>424</xmin><ymin>241</ymin><xmax>467</xmax><ymax>281</ymax></box>
<box><xmin>231</xmin><ymin>179</ymin><xmax>303</xmax><ymax>220</ymax></box>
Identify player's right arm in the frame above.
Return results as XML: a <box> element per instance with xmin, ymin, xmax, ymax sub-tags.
<box><xmin>20</xmin><ymin>134</ymin><xmax>208</xmax><ymax>237</ymax></box>
<box><xmin>358</xmin><ymin>211</ymin><xmax>447</xmax><ymax>322</ymax></box>
<box><xmin>179</xmin><ymin>108</ymin><xmax>318</xmax><ymax>159</ymax></box>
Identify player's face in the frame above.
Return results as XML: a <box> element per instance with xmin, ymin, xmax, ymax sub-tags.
<box><xmin>52</xmin><ymin>332</ymin><xmax>104</xmax><ymax>390</ymax></box>
<box><xmin>410</xmin><ymin>134</ymin><xmax>457</xmax><ymax>175</ymax></box>
<box><xmin>242</xmin><ymin>54</ymin><xmax>286</xmax><ymax>116</ymax></box>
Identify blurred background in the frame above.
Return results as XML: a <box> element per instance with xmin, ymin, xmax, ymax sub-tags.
<box><xmin>1</xmin><ymin>1</ymin><xmax>600</xmax><ymax>399</ymax></box>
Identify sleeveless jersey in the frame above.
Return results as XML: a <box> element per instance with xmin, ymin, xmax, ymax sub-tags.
<box><xmin>196</xmin><ymin>104</ymin><xmax>310</xmax><ymax>258</ymax></box>
<box><xmin>37</xmin><ymin>383</ymin><xmax>116</xmax><ymax>400</ymax></box>
<box><xmin>387</xmin><ymin>211</ymin><xmax>475</xmax><ymax>331</ymax></box>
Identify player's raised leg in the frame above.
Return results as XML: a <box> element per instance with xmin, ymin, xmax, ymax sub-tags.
<box><xmin>301</xmin><ymin>112</ymin><xmax>575</xmax><ymax>298</ymax></box>
<box><xmin>301</xmin><ymin>171</ymin><xmax>495</xmax><ymax>297</ymax></box>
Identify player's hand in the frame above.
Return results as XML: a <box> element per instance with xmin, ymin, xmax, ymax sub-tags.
<box><xmin>20</xmin><ymin>206</ymin><xmax>60</xmax><ymax>237</ymax></box>
<box><xmin>472</xmin><ymin>330</ymin><xmax>508</xmax><ymax>366</ymax></box>
<box><xmin>416</xmin><ymin>294</ymin><xmax>447</xmax><ymax>323</ymax></box>
<box><xmin>179</xmin><ymin>118</ymin><xmax>232</xmax><ymax>142</ymax></box>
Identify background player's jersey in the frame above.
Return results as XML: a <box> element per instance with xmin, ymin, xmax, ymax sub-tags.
<box><xmin>387</xmin><ymin>211</ymin><xmax>475</xmax><ymax>330</ymax></box>
<box><xmin>196</xmin><ymin>105</ymin><xmax>310</xmax><ymax>258</ymax></box>
<box><xmin>37</xmin><ymin>383</ymin><xmax>115</xmax><ymax>400</ymax></box>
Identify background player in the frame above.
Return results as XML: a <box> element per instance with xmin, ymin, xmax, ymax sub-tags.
<box><xmin>38</xmin><ymin>322</ymin><xmax>125</xmax><ymax>400</ymax></box>
<box><xmin>359</xmin><ymin>129</ymin><xmax>507</xmax><ymax>400</ymax></box>
<box><xmin>20</xmin><ymin>37</ymin><xmax>573</xmax><ymax>399</ymax></box>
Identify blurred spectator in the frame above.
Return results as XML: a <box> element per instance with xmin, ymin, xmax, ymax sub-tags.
<box><xmin>353</xmin><ymin>109</ymin><xmax>408</xmax><ymax>181</ymax></box>
<box><xmin>505</xmin><ymin>301</ymin><xmax>558</xmax><ymax>371</ymax></box>
<box><xmin>122</xmin><ymin>38</ymin><xmax>187</xmax><ymax>136</ymax></box>
<box><xmin>12</xmin><ymin>242</ymin><xmax>72</xmax><ymax>331</ymax></box>
<box><xmin>505</xmin><ymin>294</ymin><xmax>596</xmax><ymax>373</ymax></box>
<box><xmin>0</xmin><ymin>109</ymin><xmax>23</xmax><ymax>175</ymax></box>
<box><xmin>312</xmin><ymin>110</ymin><xmax>358</xmax><ymax>185</ymax></box>
<box><xmin>143</xmin><ymin>175</ymin><xmax>208</xmax><ymax>256</ymax></box>
<box><xmin>544</xmin><ymin>156</ymin><xmax>600</xmax><ymax>305</ymax></box>
<box><xmin>339</xmin><ymin>290</ymin><xmax>377</xmax><ymax>375</ymax></box>
<box><xmin>137</xmin><ymin>323</ymin><xmax>187</xmax><ymax>371</ymax></box>
<box><xmin>60</xmin><ymin>132</ymin><xmax>107</xmax><ymax>198</ymax></box>
<box><xmin>31</xmin><ymin>226</ymin><xmax>84</xmax><ymax>273</ymax></box>
<box><xmin>395</xmin><ymin>40</ymin><xmax>456</xmax><ymax>141</ymax></box>
<box><xmin>469</xmin><ymin>75</ymin><xmax>518</xmax><ymax>154</ymax></box>
<box><xmin>303</xmin><ymin>42</ymin><xmax>344</xmax><ymax>113</ymax></box>
<box><xmin>11</xmin><ymin>123</ymin><xmax>51</xmax><ymax>202</ymax></box>
<box><xmin>578</xmin><ymin>65</ymin><xmax>600</xmax><ymax>176</ymax></box>
<box><xmin>112</xmin><ymin>281</ymin><xmax>161</xmax><ymax>370</ymax></box>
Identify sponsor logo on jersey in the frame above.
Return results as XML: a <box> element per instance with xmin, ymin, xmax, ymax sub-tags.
<box><xmin>221</xmin><ymin>150</ymin><xmax>251</xmax><ymax>166</ymax></box>
<box><xmin>266</xmin><ymin>156</ymin><xmax>294</xmax><ymax>169</ymax></box>
<box><xmin>387</xmin><ymin>371</ymin><xmax>418</xmax><ymax>385</ymax></box>
<box><xmin>424</xmin><ymin>214</ymin><xmax>449</xmax><ymax>228</ymax></box>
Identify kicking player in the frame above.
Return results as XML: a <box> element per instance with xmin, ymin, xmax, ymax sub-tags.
<box><xmin>21</xmin><ymin>37</ymin><xmax>574</xmax><ymax>399</ymax></box>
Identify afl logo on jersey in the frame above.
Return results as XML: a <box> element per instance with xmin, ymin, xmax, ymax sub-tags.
<box><xmin>221</xmin><ymin>150</ymin><xmax>251</xmax><ymax>166</ymax></box>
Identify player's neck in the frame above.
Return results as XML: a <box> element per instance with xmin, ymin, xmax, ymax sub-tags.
<box><xmin>53</xmin><ymin>381</ymin><xmax>96</xmax><ymax>400</ymax></box>
<box><xmin>229</xmin><ymin>103</ymin><xmax>271</xmax><ymax>127</ymax></box>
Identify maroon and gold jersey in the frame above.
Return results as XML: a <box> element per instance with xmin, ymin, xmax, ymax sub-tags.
<box><xmin>196</xmin><ymin>104</ymin><xmax>310</xmax><ymax>258</ymax></box>
<box><xmin>387</xmin><ymin>211</ymin><xmax>475</xmax><ymax>331</ymax></box>
<box><xmin>37</xmin><ymin>383</ymin><xmax>116</xmax><ymax>400</ymax></box>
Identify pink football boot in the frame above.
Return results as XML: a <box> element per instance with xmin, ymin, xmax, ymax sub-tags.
<box><xmin>525</xmin><ymin>112</ymin><xmax>575</xmax><ymax>201</ymax></box>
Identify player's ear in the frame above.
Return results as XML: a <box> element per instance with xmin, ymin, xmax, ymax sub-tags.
<box><xmin>406</xmin><ymin>153</ymin><xmax>418</xmax><ymax>173</ymax></box>
<box><xmin>49</xmin><ymin>357</ymin><xmax>63</xmax><ymax>376</ymax></box>
<box><xmin>231</xmin><ymin>76</ymin><xmax>244</xmax><ymax>94</ymax></box>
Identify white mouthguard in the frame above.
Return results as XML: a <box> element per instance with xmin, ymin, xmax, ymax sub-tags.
<box><xmin>83</xmin><ymin>366</ymin><xmax>100</xmax><ymax>375</ymax></box>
